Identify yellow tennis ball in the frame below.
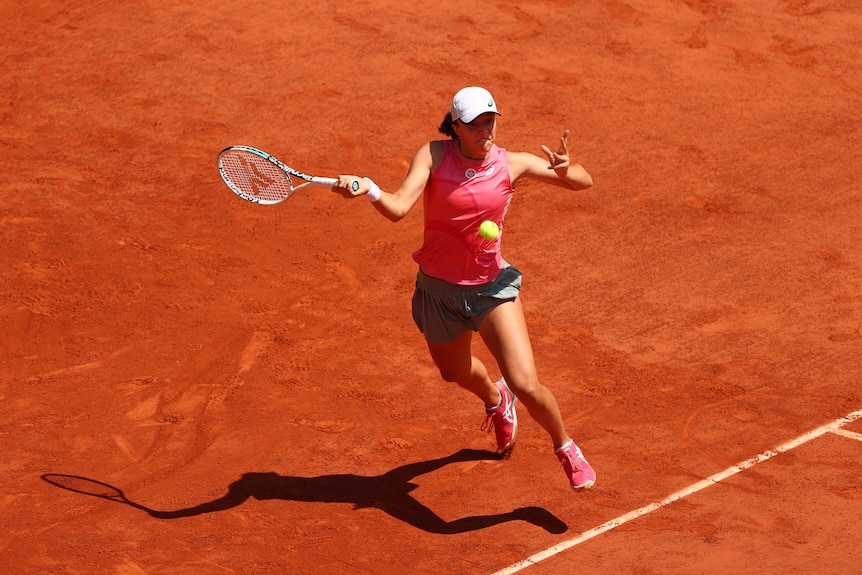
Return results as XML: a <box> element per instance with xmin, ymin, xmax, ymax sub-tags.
<box><xmin>479</xmin><ymin>220</ymin><xmax>499</xmax><ymax>241</ymax></box>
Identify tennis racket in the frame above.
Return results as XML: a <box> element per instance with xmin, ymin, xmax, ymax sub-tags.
<box><xmin>217</xmin><ymin>145</ymin><xmax>357</xmax><ymax>205</ymax></box>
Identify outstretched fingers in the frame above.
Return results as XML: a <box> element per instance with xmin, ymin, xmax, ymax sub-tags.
<box><xmin>541</xmin><ymin>130</ymin><xmax>571</xmax><ymax>170</ymax></box>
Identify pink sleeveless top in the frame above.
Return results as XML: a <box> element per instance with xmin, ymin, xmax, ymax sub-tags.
<box><xmin>412</xmin><ymin>140</ymin><xmax>514</xmax><ymax>285</ymax></box>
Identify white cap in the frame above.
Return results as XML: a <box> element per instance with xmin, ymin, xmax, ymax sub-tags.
<box><xmin>450</xmin><ymin>86</ymin><xmax>500</xmax><ymax>124</ymax></box>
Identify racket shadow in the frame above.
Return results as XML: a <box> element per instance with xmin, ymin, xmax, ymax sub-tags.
<box><xmin>42</xmin><ymin>448</ymin><xmax>568</xmax><ymax>535</ymax></box>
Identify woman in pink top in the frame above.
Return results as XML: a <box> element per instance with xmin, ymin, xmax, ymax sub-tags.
<box><xmin>333</xmin><ymin>87</ymin><xmax>596</xmax><ymax>490</ymax></box>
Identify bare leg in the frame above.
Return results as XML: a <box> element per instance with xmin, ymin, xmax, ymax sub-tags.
<box><xmin>426</xmin><ymin>331</ymin><xmax>500</xmax><ymax>408</ymax></box>
<box><xmin>478</xmin><ymin>297</ymin><xmax>571</xmax><ymax>449</ymax></box>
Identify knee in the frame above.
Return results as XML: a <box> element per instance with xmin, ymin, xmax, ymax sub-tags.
<box><xmin>437</xmin><ymin>364</ymin><xmax>467</xmax><ymax>383</ymax></box>
<box><xmin>506</xmin><ymin>377</ymin><xmax>544</xmax><ymax>404</ymax></box>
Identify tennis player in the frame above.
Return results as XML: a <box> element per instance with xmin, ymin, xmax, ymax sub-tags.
<box><xmin>333</xmin><ymin>87</ymin><xmax>596</xmax><ymax>490</ymax></box>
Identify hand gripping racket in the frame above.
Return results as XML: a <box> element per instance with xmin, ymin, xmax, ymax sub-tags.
<box><xmin>218</xmin><ymin>145</ymin><xmax>357</xmax><ymax>205</ymax></box>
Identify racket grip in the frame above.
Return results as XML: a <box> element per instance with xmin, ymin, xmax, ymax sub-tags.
<box><xmin>313</xmin><ymin>177</ymin><xmax>358</xmax><ymax>191</ymax></box>
<box><xmin>312</xmin><ymin>177</ymin><xmax>339</xmax><ymax>186</ymax></box>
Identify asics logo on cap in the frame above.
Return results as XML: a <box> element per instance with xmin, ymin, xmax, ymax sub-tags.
<box><xmin>451</xmin><ymin>86</ymin><xmax>500</xmax><ymax>123</ymax></box>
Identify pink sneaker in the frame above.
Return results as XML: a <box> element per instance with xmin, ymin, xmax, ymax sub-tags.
<box><xmin>556</xmin><ymin>441</ymin><xmax>596</xmax><ymax>490</ymax></box>
<box><xmin>481</xmin><ymin>378</ymin><xmax>518</xmax><ymax>454</ymax></box>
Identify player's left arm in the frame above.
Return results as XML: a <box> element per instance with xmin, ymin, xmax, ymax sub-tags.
<box><xmin>508</xmin><ymin>130</ymin><xmax>592</xmax><ymax>191</ymax></box>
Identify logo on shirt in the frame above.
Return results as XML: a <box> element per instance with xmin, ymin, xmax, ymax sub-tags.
<box><xmin>464</xmin><ymin>165</ymin><xmax>494</xmax><ymax>180</ymax></box>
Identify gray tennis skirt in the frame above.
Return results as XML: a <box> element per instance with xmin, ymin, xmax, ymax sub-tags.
<box><xmin>411</xmin><ymin>264</ymin><xmax>523</xmax><ymax>344</ymax></box>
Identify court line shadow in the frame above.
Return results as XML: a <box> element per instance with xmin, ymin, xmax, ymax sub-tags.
<box><xmin>42</xmin><ymin>448</ymin><xmax>568</xmax><ymax>534</ymax></box>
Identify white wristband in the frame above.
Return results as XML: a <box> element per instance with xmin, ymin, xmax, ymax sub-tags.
<box><xmin>364</xmin><ymin>177</ymin><xmax>381</xmax><ymax>203</ymax></box>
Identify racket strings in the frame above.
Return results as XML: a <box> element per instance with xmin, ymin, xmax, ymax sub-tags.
<box><xmin>220</xmin><ymin>151</ymin><xmax>294</xmax><ymax>203</ymax></box>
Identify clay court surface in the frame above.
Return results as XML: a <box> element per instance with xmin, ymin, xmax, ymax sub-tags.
<box><xmin>2</xmin><ymin>0</ymin><xmax>861</xmax><ymax>573</ymax></box>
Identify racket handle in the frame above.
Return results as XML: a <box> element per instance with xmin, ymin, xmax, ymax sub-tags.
<box><xmin>311</xmin><ymin>176</ymin><xmax>338</xmax><ymax>186</ymax></box>
<box><xmin>311</xmin><ymin>177</ymin><xmax>359</xmax><ymax>191</ymax></box>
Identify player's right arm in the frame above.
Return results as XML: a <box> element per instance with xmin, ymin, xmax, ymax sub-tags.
<box><xmin>370</xmin><ymin>141</ymin><xmax>435</xmax><ymax>222</ymax></box>
<box><xmin>334</xmin><ymin>141</ymin><xmax>440</xmax><ymax>222</ymax></box>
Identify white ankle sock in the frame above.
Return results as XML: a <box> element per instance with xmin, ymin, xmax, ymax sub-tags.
<box><xmin>555</xmin><ymin>440</ymin><xmax>574</xmax><ymax>453</ymax></box>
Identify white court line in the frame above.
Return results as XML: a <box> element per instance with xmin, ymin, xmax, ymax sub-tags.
<box><xmin>492</xmin><ymin>408</ymin><xmax>862</xmax><ymax>575</ymax></box>
<box><xmin>830</xmin><ymin>427</ymin><xmax>862</xmax><ymax>442</ymax></box>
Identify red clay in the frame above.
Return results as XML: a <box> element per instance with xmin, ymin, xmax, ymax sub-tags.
<box><xmin>2</xmin><ymin>1</ymin><xmax>861</xmax><ymax>573</ymax></box>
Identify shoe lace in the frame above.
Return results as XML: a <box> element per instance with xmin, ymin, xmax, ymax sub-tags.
<box><xmin>481</xmin><ymin>399</ymin><xmax>510</xmax><ymax>433</ymax></box>
<box><xmin>559</xmin><ymin>448</ymin><xmax>582</xmax><ymax>472</ymax></box>
<box><xmin>480</xmin><ymin>412</ymin><xmax>494</xmax><ymax>433</ymax></box>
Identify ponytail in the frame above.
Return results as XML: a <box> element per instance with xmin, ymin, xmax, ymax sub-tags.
<box><xmin>438</xmin><ymin>112</ymin><xmax>458</xmax><ymax>139</ymax></box>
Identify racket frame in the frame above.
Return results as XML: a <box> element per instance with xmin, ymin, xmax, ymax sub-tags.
<box><xmin>218</xmin><ymin>145</ymin><xmax>342</xmax><ymax>205</ymax></box>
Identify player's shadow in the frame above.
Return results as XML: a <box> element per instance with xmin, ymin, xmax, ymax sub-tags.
<box><xmin>42</xmin><ymin>448</ymin><xmax>567</xmax><ymax>534</ymax></box>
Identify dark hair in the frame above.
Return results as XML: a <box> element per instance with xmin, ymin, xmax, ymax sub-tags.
<box><xmin>438</xmin><ymin>112</ymin><xmax>458</xmax><ymax>139</ymax></box>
